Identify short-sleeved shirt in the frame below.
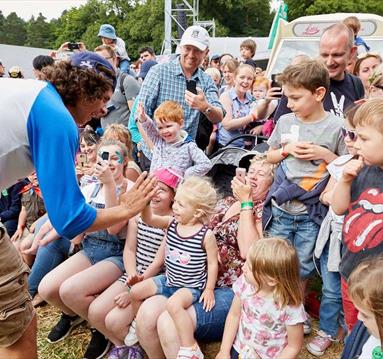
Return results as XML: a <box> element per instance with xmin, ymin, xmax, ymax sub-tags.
<box><xmin>233</xmin><ymin>275</ymin><xmax>306</xmax><ymax>359</ymax></box>
<box><xmin>340</xmin><ymin>165</ymin><xmax>383</xmax><ymax>280</ymax></box>
<box><xmin>217</xmin><ymin>88</ymin><xmax>253</xmax><ymax>148</ymax></box>
<box><xmin>21</xmin><ymin>189</ymin><xmax>45</xmax><ymax>229</ymax></box>
<box><xmin>268</xmin><ymin>112</ymin><xmax>346</xmax><ymax>191</ymax></box>
<box><xmin>101</xmin><ymin>71</ymin><xmax>140</xmax><ymax>128</ymax></box>
<box><xmin>138</xmin><ymin>58</ymin><xmax>224</xmax><ymax>139</ymax></box>
<box><xmin>0</xmin><ymin>78</ymin><xmax>96</xmax><ymax>238</ymax></box>
<box><xmin>273</xmin><ymin>73</ymin><xmax>364</xmax><ymax>122</ymax></box>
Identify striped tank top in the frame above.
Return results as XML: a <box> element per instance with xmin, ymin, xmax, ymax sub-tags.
<box><xmin>165</xmin><ymin>219</ymin><xmax>208</xmax><ymax>289</ymax></box>
<box><xmin>119</xmin><ymin>217</ymin><xmax>165</xmax><ymax>283</ymax></box>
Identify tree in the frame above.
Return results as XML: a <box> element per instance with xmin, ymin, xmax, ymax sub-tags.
<box><xmin>26</xmin><ymin>13</ymin><xmax>55</xmax><ymax>48</ymax></box>
<box><xmin>285</xmin><ymin>0</ymin><xmax>383</xmax><ymax>21</ymax></box>
<box><xmin>0</xmin><ymin>11</ymin><xmax>5</xmax><ymax>43</ymax></box>
<box><xmin>2</xmin><ymin>12</ymin><xmax>27</xmax><ymax>45</ymax></box>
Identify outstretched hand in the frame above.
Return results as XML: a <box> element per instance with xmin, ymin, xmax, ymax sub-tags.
<box><xmin>119</xmin><ymin>172</ymin><xmax>157</xmax><ymax>216</ymax></box>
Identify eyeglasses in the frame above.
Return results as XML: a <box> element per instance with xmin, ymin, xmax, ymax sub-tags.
<box><xmin>341</xmin><ymin>127</ymin><xmax>357</xmax><ymax>141</ymax></box>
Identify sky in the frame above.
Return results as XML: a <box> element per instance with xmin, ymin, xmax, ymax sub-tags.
<box><xmin>0</xmin><ymin>0</ymin><xmax>88</xmax><ymax>20</ymax></box>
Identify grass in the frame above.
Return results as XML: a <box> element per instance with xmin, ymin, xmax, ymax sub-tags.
<box><xmin>37</xmin><ymin>305</ymin><xmax>344</xmax><ymax>359</ymax></box>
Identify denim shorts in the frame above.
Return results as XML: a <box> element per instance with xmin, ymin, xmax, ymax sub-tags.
<box><xmin>152</xmin><ymin>275</ymin><xmax>201</xmax><ymax>303</ymax></box>
<box><xmin>81</xmin><ymin>236</ymin><xmax>124</xmax><ymax>273</ymax></box>
<box><xmin>194</xmin><ymin>287</ymin><xmax>234</xmax><ymax>342</ymax></box>
<box><xmin>267</xmin><ymin>206</ymin><xmax>319</xmax><ymax>279</ymax></box>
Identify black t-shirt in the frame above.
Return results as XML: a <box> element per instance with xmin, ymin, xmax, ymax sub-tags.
<box><xmin>340</xmin><ymin>165</ymin><xmax>383</xmax><ymax>280</ymax></box>
<box><xmin>273</xmin><ymin>72</ymin><xmax>364</xmax><ymax>122</ymax></box>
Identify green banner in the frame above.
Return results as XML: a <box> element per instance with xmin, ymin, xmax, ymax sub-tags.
<box><xmin>268</xmin><ymin>1</ymin><xmax>288</xmax><ymax>50</ymax></box>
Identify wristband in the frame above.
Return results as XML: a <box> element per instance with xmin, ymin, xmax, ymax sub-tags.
<box><xmin>241</xmin><ymin>201</ymin><xmax>253</xmax><ymax>210</ymax></box>
<box><xmin>240</xmin><ymin>207</ymin><xmax>253</xmax><ymax>212</ymax></box>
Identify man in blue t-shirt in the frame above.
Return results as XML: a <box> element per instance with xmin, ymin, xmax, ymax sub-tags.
<box><xmin>0</xmin><ymin>51</ymin><xmax>155</xmax><ymax>359</ymax></box>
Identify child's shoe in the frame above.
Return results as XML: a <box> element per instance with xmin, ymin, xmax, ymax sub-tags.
<box><xmin>176</xmin><ymin>343</ymin><xmax>204</xmax><ymax>359</ymax></box>
<box><xmin>306</xmin><ymin>330</ymin><xmax>333</xmax><ymax>357</ymax></box>
<box><xmin>303</xmin><ymin>315</ymin><xmax>312</xmax><ymax>335</ymax></box>
<box><xmin>124</xmin><ymin>320</ymin><xmax>138</xmax><ymax>346</ymax></box>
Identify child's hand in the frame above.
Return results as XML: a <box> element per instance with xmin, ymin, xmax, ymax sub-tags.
<box><xmin>114</xmin><ymin>292</ymin><xmax>131</xmax><ymax>308</ymax></box>
<box><xmin>10</xmin><ymin>228</ymin><xmax>23</xmax><ymax>242</ymax></box>
<box><xmin>289</xmin><ymin>143</ymin><xmax>332</xmax><ymax>161</ymax></box>
<box><xmin>126</xmin><ymin>273</ymin><xmax>144</xmax><ymax>286</ymax></box>
<box><xmin>200</xmin><ymin>288</ymin><xmax>215</xmax><ymax>312</ymax></box>
<box><xmin>215</xmin><ymin>351</ymin><xmax>231</xmax><ymax>359</ymax></box>
<box><xmin>341</xmin><ymin>156</ymin><xmax>364</xmax><ymax>183</ymax></box>
<box><xmin>94</xmin><ymin>160</ymin><xmax>114</xmax><ymax>185</ymax></box>
<box><xmin>137</xmin><ymin>102</ymin><xmax>147</xmax><ymax>123</ymax></box>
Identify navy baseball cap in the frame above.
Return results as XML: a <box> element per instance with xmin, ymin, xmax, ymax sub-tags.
<box><xmin>139</xmin><ymin>59</ymin><xmax>158</xmax><ymax>80</ymax></box>
<box><xmin>70</xmin><ymin>51</ymin><xmax>116</xmax><ymax>89</ymax></box>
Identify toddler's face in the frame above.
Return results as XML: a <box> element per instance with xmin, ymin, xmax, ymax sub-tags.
<box><xmin>240</xmin><ymin>47</ymin><xmax>253</xmax><ymax>60</ymax></box>
<box><xmin>155</xmin><ymin>120</ymin><xmax>182</xmax><ymax>144</ymax></box>
<box><xmin>252</xmin><ymin>85</ymin><xmax>268</xmax><ymax>100</ymax></box>
<box><xmin>342</xmin><ymin>118</ymin><xmax>357</xmax><ymax>156</ymax></box>
<box><xmin>151</xmin><ymin>182</ymin><xmax>174</xmax><ymax>212</ymax></box>
<box><xmin>354</xmin><ymin>301</ymin><xmax>380</xmax><ymax>339</ymax></box>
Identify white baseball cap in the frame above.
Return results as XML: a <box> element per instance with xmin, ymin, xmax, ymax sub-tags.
<box><xmin>180</xmin><ymin>25</ymin><xmax>209</xmax><ymax>51</ymax></box>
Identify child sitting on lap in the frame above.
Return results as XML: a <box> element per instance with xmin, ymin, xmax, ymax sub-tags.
<box><xmin>126</xmin><ymin>176</ymin><xmax>219</xmax><ymax>359</ymax></box>
<box><xmin>137</xmin><ymin>100</ymin><xmax>212</xmax><ymax>177</ymax></box>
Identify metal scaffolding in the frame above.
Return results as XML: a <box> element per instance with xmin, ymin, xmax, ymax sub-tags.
<box><xmin>162</xmin><ymin>0</ymin><xmax>215</xmax><ymax>54</ymax></box>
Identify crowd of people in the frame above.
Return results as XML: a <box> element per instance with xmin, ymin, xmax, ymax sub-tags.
<box><xmin>1</xmin><ymin>17</ymin><xmax>383</xmax><ymax>359</ymax></box>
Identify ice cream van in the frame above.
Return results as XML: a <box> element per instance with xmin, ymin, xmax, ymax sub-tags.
<box><xmin>266</xmin><ymin>13</ymin><xmax>383</xmax><ymax>76</ymax></box>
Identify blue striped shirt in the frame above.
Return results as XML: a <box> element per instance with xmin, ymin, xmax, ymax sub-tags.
<box><xmin>138</xmin><ymin>58</ymin><xmax>223</xmax><ymax>139</ymax></box>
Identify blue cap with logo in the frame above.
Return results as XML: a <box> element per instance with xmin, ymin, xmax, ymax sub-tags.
<box><xmin>70</xmin><ymin>51</ymin><xmax>116</xmax><ymax>89</ymax></box>
<box><xmin>98</xmin><ymin>24</ymin><xmax>117</xmax><ymax>40</ymax></box>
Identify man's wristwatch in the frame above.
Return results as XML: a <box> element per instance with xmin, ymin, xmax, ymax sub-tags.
<box><xmin>203</xmin><ymin>106</ymin><xmax>212</xmax><ymax>115</ymax></box>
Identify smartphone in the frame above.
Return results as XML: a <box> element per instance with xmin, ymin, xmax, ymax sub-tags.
<box><xmin>68</xmin><ymin>42</ymin><xmax>80</xmax><ymax>51</ymax></box>
<box><xmin>101</xmin><ymin>151</ymin><xmax>109</xmax><ymax>161</ymax></box>
<box><xmin>235</xmin><ymin>167</ymin><xmax>247</xmax><ymax>183</ymax></box>
<box><xmin>76</xmin><ymin>153</ymin><xmax>87</xmax><ymax>168</ymax></box>
<box><xmin>271</xmin><ymin>73</ymin><xmax>283</xmax><ymax>98</ymax></box>
<box><xmin>186</xmin><ymin>79</ymin><xmax>197</xmax><ymax>94</ymax></box>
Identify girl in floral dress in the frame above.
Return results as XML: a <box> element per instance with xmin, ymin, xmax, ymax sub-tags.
<box><xmin>216</xmin><ymin>238</ymin><xmax>306</xmax><ymax>359</ymax></box>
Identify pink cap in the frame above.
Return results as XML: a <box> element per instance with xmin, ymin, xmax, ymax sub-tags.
<box><xmin>153</xmin><ymin>168</ymin><xmax>183</xmax><ymax>189</ymax></box>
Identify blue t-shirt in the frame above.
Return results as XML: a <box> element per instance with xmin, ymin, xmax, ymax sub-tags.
<box><xmin>0</xmin><ymin>78</ymin><xmax>96</xmax><ymax>238</ymax></box>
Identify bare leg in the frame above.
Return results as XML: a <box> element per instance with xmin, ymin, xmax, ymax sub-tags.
<box><xmin>166</xmin><ymin>289</ymin><xmax>195</xmax><ymax>347</ymax></box>
<box><xmin>105</xmin><ymin>302</ymin><xmax>135</xmax><ymax>345</ymax></box>
<box><xmin>0</xmin><ymin>314</ymin><xmax>37</xmax><ymax>359</ymax></box>
<box><xmin>38</xmin><ymin>252</ymin><xmax>91</xmax><ymax>315</ymax></box>
<box><xmin>135</xmin><ymin>296</ymin><xmax>168</xmax><ymax>359</ymax></box>
<box><xmin>158</xmin><ymin>306</ymin><xmax>197</xmax><ymax>359</ymax></box>
<box><xmin>88</xmin><ymin>280</ymin><xmax>127</xmax><ymax>345</ymax></box>
<box><xmin>59</xmin><ymin>260</ymin><xmax>122</xmax><ymax>321</ymax></box>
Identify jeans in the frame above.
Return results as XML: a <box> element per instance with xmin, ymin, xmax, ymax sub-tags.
<box><xmin>28</xmin><ymin>217</ymin><xmax>71</xmax><ymax>297</ymax></box>
<box><xmin>119</xmin><ymin>59</ymin><xmax>130</xmax><ymax>74</ymax></box>
<box><xmin>268</xmin><ymin>206</ymin><xmax>319</xmax><ymax>279</ymax></box>
<box><xmin>319</xmin><ymin>241</ymin><xmax>343</xmax><ymax>338</ymax></box>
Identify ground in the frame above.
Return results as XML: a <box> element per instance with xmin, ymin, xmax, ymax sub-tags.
<box><xmin>37</xmin><ymin>305</ymin><xmax>344</xmax><ymax>359</ymax></box>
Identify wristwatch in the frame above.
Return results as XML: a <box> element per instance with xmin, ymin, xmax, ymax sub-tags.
<box><xmin>203</xmin><ymin>106</ymin><xmax>212</xmax><ymax>115</ymax></box>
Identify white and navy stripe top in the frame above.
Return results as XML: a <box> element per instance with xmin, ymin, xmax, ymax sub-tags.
<box><xmin>135</xmin><ymin>217</ymin><xmax>165</xmax><ymax>274</ymax></box>
<box><xmin>165</xmin><ymin>219</ymin><xmax>208</xmax><ymax>289</ymax></box>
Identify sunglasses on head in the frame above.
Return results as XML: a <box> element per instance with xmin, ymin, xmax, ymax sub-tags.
<box><xmin>341</xmin><ymin>127</ymin><xmax>357</xmax><ymax>141</ymax></box>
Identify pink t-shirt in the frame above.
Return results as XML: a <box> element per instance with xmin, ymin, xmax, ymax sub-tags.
<box><xmin>233</xmin><ymin>275</ymin><xmax>306</xmax><ymax>359</ymax></box>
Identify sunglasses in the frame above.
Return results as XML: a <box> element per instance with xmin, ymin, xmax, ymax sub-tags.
<box><xmin>341</xmin><ymin>127</ymin><xmax>357</xmax><ymax>141</ymax></box>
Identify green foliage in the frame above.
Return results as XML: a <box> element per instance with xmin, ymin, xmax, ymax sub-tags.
<box><xmin>1</xmin><ymin>12</ymin><xmax>27</xmax><ymax>45</ymax></box>
<box><xmin>285</xmin><ymin>0</ymin><xmax>383</xmax><ymax>20</ymax></box>
<box><xmin>26</xmin><ymin>13</ymin><xmax>55</xmax><ymax>48</ymax></box>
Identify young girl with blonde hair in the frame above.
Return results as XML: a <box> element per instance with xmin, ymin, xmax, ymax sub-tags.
<box><xmin>348</xmin><ymin>257</ymin><xmax>383</xmax><ymax>358</ymax></box>
<box><xmin>126</xmin><ymin>176</ymin><xmax>219</xmax><ymax>359</ymax></box>
<box><xmin>216</xmin><ymin>238</ymin><xmax>306</xmax><ymax>359</ymax></box>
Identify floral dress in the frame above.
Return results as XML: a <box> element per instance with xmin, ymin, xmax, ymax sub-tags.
<box><xmin>209</xmin><ymin>197</ymin><xmax>264</xmax><ymax>287</ymax></box>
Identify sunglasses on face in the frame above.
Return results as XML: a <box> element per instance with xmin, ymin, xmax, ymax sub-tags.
<box><xmin>341</xmin><ymin>127</ymin><xmax>357</xmax><ymax>141</ymax></box>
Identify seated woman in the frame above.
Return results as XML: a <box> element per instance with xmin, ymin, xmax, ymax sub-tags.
<box><xmin>218</xmin><ymin>64</ymin><xmax>256</xmax><ymax>149</ymax></box>
<box><xmin>38</xmin><ymin>139</ymin><xmax>133</xmax><ymax>358</ymax></box>
<box><xmin>134</xmin><ymin>153</ymin><xmax>274</xmax><ymax>358</ymax></box>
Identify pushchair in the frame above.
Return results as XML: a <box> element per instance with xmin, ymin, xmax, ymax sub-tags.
<box><xmin>207</xmin><ymin>134</ymin><xmax>269</xmax><ymax>198</ymax></box>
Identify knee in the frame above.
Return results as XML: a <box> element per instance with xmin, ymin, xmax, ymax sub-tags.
<box><xmin>87</xmin><ymin>300</ymin><xmax>106</xmax><ymax>327</ymax></box>
<box><xmin>105</xmin><ymin>310</ymin><xmax>124</xmax><ymax>335</ymax></box>
<box><xmin>136</xmin><ymin>302</ymin><xmax>157</xmax><ymax>337</ymax></box>
<box><xmin>157</xmin><ymin>311</ymin><xmax>177</xmax><ymax>344</ymax></box>
<box><xmin>166</xmin><ymin>297</ymin><xmax>182</xmax><ymax>317</ymax></box>
<box><xmin>59</xmin><ymin>278</ymin><xmax>80</xmax><ymax>307</ymax></box>
<box><xmin>38</xmin><ymin>274</ymin><xmax>59</xmax><ymax>303</ymax></box>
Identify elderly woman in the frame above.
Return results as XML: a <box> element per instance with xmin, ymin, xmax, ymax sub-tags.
<box><xmin>134</xmin><ymin>153</ymin><xmax>274</xmax><ymax>358</ymax></box>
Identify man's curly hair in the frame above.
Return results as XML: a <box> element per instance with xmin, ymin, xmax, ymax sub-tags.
<box><xmin>40</xmin><ymin>60</ymin><xmax>114</xmax><ymax>106</ymax></box>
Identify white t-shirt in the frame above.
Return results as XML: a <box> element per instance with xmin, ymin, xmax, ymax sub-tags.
<box><xmin>360</xmin><ymin>335</ymin><xmax>381</xmax><ymax>359</ymax></box>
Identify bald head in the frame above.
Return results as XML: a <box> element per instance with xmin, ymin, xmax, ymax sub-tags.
<box><xmin>319</xmin><ymin>22</ymin><xmax>356</xmax><ymax>81</ymax></box>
